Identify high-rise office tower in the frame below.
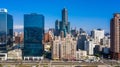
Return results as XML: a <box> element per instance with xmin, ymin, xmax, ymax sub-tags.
<box><xmin>55</xmin><ymin>20</ymin><xmax>60</xmax><ymax>36</ymax></box>
<box><xmin>55</xmin><ymin>8</ymin><xmax>70</xmax><ymax>37</ymax></box>
<box><xmin>0</xmin><ymin>8</ymin><xmax>13</xmax><ymax>53</ymax></box>
<box><xmin>110</xmin><ymin>13</ymin><xmax>120</xmax><ymax>60</ymax></box>
<box><xmin>55</xmin><ymin>20</ymin><xmax>60</xmax><ymax>31</ymax></box>
<box><xmin>23</xmin><ymin>13</ymin><xmax>44</xmax><ymax>60</ymax></box>
<box><xmin>62</xmin><ymin>8</ymin><xmax>68</xmax><ymax>25</ymax></box>
<box><xmin>61</xmin><ymin>8</ymin><xmax>70</xmax><ymax>34</ymax></box>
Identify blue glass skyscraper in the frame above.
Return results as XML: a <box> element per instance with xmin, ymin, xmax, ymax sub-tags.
<box><xmin>62</xmin><ymin>8</ymin><xmax>70</xmax><ymax>34</ymax></box>
<box><xmin>0</xmin><ymin>8</ymin><xmax>13</xmax><ymax>53</ymax></box>
<box><xmin>55</xmin><ymin>20</ymin><xmax>60</xmax><ymax>36</ymax></box>
<box><xmin>23</xmin><ymin>13</ymin><xmax>44</xmax><ymax>60</ymax></box>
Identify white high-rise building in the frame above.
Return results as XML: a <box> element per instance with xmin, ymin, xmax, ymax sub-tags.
<box><xmin>101</xmin><ymin>35</ymin><xmax>110</xmax><ymax>48</ymax></box>
<box><xmin>91</xmin><ymin>29</ymin><xmax>104</xmax><ymax>44</ymax></box>
<box><xmin>84</xmin><ymin>39</ymin><xmax>96</xmax><ymax>55</ymax></box>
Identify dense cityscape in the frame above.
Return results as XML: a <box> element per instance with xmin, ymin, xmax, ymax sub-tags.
<box><xmin>0</xmin><ymin>1</ymin><xmax>120</xmax><ymax>67</ymax></box>
<box><xmin>0</xmin><ymin>8</ymin><xmax>120</xmax><ymax>67</ymax></box>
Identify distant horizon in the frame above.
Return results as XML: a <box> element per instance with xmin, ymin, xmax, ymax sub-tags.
<box><xmin>1</xmin><ymin>0</ymin><xmax>120</xmax><ymax>33</ymax></box>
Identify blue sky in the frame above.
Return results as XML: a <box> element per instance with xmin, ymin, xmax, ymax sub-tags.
<box><xmin>0</xmin><ymin>0</ymin><xmax>120</xmax><ymax>33</ymax></box>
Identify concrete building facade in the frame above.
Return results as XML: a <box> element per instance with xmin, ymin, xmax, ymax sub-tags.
<box><xmin>91</xmin><ymin>29</ymin><xmax>104</xmax><ymax>44</ymax></box>
<box><xmin>84</xmin><ymin>39</ymin><xmax>96</xmax><ymax>55</ymax></box>
<box><xmin>110</xmin><ymin>13</ymin><xmax>120</xmax><ymax>60</ymax></box>
<box><xmin>76</xmin><ymin>49</ymin><xmax>87</xmax><ymax>60</ymax></box>
<box><xmin>52</xmin><ymin>34</ymin><xmax>77</xmax><ymax>60</ymax></box>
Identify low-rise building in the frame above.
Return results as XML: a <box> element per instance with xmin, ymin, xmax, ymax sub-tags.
<box><xmin>0</xmin><ymin>53</ymin><xmax>7</xmax><ymax>60</ymax></box>
<box><xmin>76</xmin><ymin>49</ymin><xmax>87</xmax><ymax>60</ymax></box>
<box><xmin>7</xmin><ymin>49</ymin><xmax>22</xmax><ymax>60</ymax></box>
<box><xmin>44</xmin><ymin>42</ymin><xmax>52</xmax><ymax>52</ymax></box>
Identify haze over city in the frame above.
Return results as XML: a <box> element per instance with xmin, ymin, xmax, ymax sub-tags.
<box><xmin>1</xmin><ymin>0</ymin><xmax>120</xmax><ymax>33</ymax></box>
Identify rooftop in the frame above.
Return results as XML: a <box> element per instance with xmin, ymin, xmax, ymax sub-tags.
<box><xmin>0</xmin><ymin>8</ymin><xmax>7</xmax><ymax>13</ymax></box>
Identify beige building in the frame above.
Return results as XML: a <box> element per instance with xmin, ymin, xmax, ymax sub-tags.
<box><xmin>76</xmin><ymin>49</ymin><xmax>87</xmax><ymax>60</ymax></box>
<box><xmin>7</xmin><ymin>49</ymin><xmax>22</xmax><ymax>60</ymax></box>
<box><xmin>52</xmin><ymin>36</ymin><xmax>61</xmax><ymax>60</ymax></box>
<box><xmin>52</xmin><ymin>34</ymin><xmax>77</xmax><ymax>60</ymax></box>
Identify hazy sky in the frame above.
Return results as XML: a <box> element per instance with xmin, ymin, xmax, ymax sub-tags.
<box><xmin>0</xmin><ymin>0</ymin><xmax>120</xmax><ymax>33</ymax></box>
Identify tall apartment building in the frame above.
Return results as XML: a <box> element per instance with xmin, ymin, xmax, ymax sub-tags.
<box><xmin>52</xmin><ymin>34</ymin><xmax>77</xmax><ymax>60</ymax></box>
<box><xmin>91</xmin><ymin>29</ymin><xmax>104</xmax><ymax>44</ymax></box>
<box><xmin>84</xmin><ymin>38</ymin><xmax>96</xmax><ymax>55</ymax></box>
<box><xmin>52</xmin><ymin>36</ymin><xmax>60</xmax><ymax>60</ymax></box>
<box><xmin>110</xmin><ymin>13</ymin><xmax>120</xmax><ymax>60</ymax></box>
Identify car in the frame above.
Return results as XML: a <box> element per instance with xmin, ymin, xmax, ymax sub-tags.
<box><xmin>78</xmin><ymin>61</ymin><xmax>82</xmax><ymax>63</ymax></box>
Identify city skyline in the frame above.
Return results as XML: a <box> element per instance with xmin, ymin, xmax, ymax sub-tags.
<box><xmin>1</xmin><ymin>1</ymin><xmax>120</xmax><ymax>65</ymax></box>
<box><xmin>1</xmin><ymin>0</ymin><xmax>120</xmax><ymax>33</ymax></box>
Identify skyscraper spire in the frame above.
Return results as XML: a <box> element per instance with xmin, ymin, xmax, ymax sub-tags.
<box><xmin>62</xmin><ymin>8</ymin><xmax>68</xmax><ymax>25</ymax></box>
<box><xmin>55</xmin><ymin>8</ymin><xmax>70</xmax><ymax>37</ymax></box>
